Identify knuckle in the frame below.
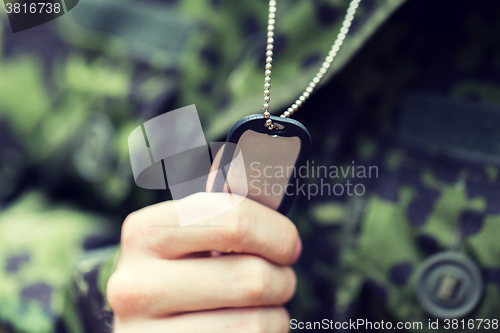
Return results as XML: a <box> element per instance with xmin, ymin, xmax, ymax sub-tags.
<box><xmin>106</xmin><ymin>271</ymin><xmax>128</xmax><ymax>314</ymax></box>
<box><xmin>277</xmin><ymin>223</ymin><xmax>300</xmax><ymax>262</ymax></box>
<box><xmin>240</xmin><ymin>257</ymin><xmax>268</xmax><ymax>301</ymax></box>
<box><xmin>215</xmin><ymin>204</ymin><xmax>249</xmax><ymax>252</ymax></box>
<box><xmin>106</xmin><ymin>269</ymin><xmax>143</xmax><ymax>316</ymax></box>
<box><xmin>246</xmin><ymin>308</ymin><xmax>268</xmax><ymax>333</ymax></box>
<box><xmin>120</xmin><ymin>212</ymin><xmax>141</xmax><ymax>250</ymax></box>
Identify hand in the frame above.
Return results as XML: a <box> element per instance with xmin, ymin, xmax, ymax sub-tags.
<box><xmin>107</xmin><ymin>191</ymin><xmax>302</xmax><ymax>332</ymax></box>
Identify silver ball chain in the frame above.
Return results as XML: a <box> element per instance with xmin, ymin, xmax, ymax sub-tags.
<box><xmin>263</xmin><ymin>0</ymin><xmax>361</xmax><ymax>130</ymax></box>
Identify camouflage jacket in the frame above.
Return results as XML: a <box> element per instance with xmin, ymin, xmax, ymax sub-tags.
<box><xmin>1</xmin><ymin>0</ymin><xmax>500</xmax><ymax>332</ymax></box>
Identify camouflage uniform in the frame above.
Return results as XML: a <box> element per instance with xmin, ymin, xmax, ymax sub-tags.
<box><xmin>1</xmin><ymin>0</ymin><xmax>500</xmax><ymax>332</ymax></box>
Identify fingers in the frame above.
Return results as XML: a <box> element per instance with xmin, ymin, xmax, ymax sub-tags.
<box><xmin>114</xmin><ymin>307</ymin><xmax>290</xmax><ymax>333</ymax></box>
<box><xmin>113</xmin><ymin>147</ymin><xmax>299</xmax><ymax>332</ymax></box>
<box><xmin>108</xmin><ymin>254</ymin><xmax>296</xmax><ymax>317</ymax></box>
<box><xmin>122</xmin><ymin>192</ymin><xmax>301</xmax><ymax>266</ymax></box>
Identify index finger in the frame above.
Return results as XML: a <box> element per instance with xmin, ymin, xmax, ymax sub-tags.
<box><xmin>122</xmin><ymin>192</ymin><xmax>302</xmax><ymax>266</ymax></box>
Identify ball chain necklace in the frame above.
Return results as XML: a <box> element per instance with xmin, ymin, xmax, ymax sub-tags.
<box><xmin>262</xmin><ymin>0</ymin><xmax>360</xmax><ymax>129</ymax></box>
<box><xmin>215</xmin><ymin>2</ymin><xmax>484</xmax><ymax>318</ymax></box>
<box><xmin>212</xmin><ymin>0</ymin><xmax>361</xmax><ymax>214</ymax></box>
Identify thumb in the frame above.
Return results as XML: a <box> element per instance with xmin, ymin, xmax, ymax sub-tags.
<box><xmin>206</xmin><ymin>144</ymin><xmax>226</xmax><ymax>192</ymax></box>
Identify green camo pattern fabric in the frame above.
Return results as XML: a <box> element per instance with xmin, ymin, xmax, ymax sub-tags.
<box><xmin>3</xmin><ymin>0</ymin><xmax>500</xmax><ymax>332</ymax></box>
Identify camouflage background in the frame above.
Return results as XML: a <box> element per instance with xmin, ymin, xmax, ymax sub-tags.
<box><xmin>1</xmin><ymin>0</ymin><xmax>500</xmax><ymax>332</ymax></box>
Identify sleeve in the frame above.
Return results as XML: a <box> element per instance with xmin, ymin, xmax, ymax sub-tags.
<box><xmin>0</xmin><ymin>192</ymin><xmax>120</xmax><ymax>333</ymax></box>
<box><xmin>62</xmin><ymin>245</ymin><xmax>121</xmax><ymax>333</ymax></box>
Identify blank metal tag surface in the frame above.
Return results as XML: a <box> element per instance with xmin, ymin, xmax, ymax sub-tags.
<box><xmin>212</xmin><ymin>114</ymin><xmax>311</xmax><ymax>215</ymax></box>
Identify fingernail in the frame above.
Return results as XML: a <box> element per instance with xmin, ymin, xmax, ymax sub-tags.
<box><xmin>291</xmin><ymin>238</ymin><xmax>302</xmax><ymax>264</ymax></box>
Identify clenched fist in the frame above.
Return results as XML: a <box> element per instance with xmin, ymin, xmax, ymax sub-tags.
<box><xmin>107</xmin><ymin>191</ymin><xmax>301</xmax><ymax>332</ymax></box>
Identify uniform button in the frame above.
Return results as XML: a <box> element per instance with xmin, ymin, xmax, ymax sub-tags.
<box><xmin>415</xmin><ymin>251</ymin><xmax>483</xmax><ymax>319</ymax></box>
